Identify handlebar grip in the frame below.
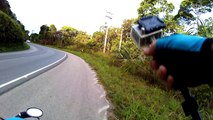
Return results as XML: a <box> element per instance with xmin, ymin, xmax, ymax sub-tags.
<box><xmin>154</xmin><ymin>49</ymin><xmax>213</xmax><ymax>89</ymax></box>
<box><xmin>16</xmin><ymin>112</ymin><xmax>30</xmax><ymax>119</ymax></box>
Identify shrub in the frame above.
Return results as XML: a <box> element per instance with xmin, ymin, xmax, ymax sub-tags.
<box><xmin>0</xmin><ymin>10</ymin><xmax>24</xmax><ymax>47</ymax></box>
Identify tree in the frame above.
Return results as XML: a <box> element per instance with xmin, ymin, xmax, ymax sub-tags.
<box><xmin>30</xmin><ymin>33</ymin><xmax>39</xmax><ymax>42</ymax></box>
<box><xmin>74</xmin><ymin>31</ymin><xmax>90</xmax><ymax>43</ymax></box>
<box><xmin>48</xmin><ymin>24</ymin><xmax>57</xmax><ymax>45</ymax></box>
<box><xmin>106</xmin><ymin>27</ymin><xmax>121</xmax><ymax>52</ymax></box>
<box><xmin>0</xmin><ymin>11</ymin><xmax>24</xmax><ymax>48</ymax></box>
<box><xmin>121</xmin><ymin>19</ymin><xmax>134</xmax><ymax>42</ymax></box>
<box><xmin>24</xmin><ymin>30</ymin><xmax>29</xmax><ymax>40</ymax></box>
<box><xmin>92</xmin><ymin>31</ymin><xmax>105</xmax><ymax>43</ymax></box>
<box><xmin>91</xmin><ymin>31</ymin><xmax>105</xmax><ymax>50</ymax></box>
<box><xmin>39</xmin><ymin>25</ymin><xmax>49</xmax><ymax>40</ymax></box>
<box><xmin>0</xmin><ymin>0</ymin><xmax>16</xmax><ymax>19</ymax></box>
<box><xmin>49</xmin><ymin>24</ymin><xmax>57</xmax><ymax>33</ymax></box>
<box><xmin>61</xmin><ymin>26</ymin><xmax>78</xmax><ymax>38</ymax></box>
<box><xmin>59</xmin><ymin>26</ymin><xmax>78</xmax><ymax>46</ymax></box>
<box><xmin>175</xmin><ymin>0</ymin><xmax>213</xmax><ymax>24</ymax></box>
<box><xmin>187</xmin><ymin>17</ymin><xmax>213</xmax><ymax>37</ymax></box>
<box><xmin>137</xmin><ymin>0</ymin><xmax>174</xmax><ymax>18</ymax></box>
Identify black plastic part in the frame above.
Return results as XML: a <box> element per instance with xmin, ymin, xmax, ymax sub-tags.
<box><xmin>181</xmin><ymin>88</ymin><xmax>201</xmax><ymax>120</ymax></box>
<box><xmin>16</xmin><ymin>112</ymin><xmax>30</xmax><ymax>118</ymax></box>
<box><xmin>138</xmin><ymin>16</ymin><xmax>165</xmax><ymax>34</ymax></box>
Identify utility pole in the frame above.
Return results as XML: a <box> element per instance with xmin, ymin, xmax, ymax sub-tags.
<box><xmin>119</xmin><ymin>29</ymin><xmax>123</xmax><ymax>51</ymax></box>
<box><xmin>103</xmin><ymin>25</ymin><xmax>109</xmax><ymax>53</ymax></box>
<box><xmin>103</xmin><ymin>10</ymin><xmax>113</xmax><ymax>53</ymax></box>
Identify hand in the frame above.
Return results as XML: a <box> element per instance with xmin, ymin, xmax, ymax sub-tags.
<box><xmin>143</xmin><ymin>40</ymin><xmax>174</xmax><ymax>89</ymax></box>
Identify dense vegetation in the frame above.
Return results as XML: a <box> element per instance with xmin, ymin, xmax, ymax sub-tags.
<box><xmin>31</xmin><ymin>0</ymin><xmax>212</xmax><ymax>119</ymax></box>
<box><xmin>0</xmin><ymin>0</ymin><xmax>29</xmax><ymax>52</ymax></box>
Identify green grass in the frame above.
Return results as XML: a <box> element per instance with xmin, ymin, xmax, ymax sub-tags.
<box><xmin>0</xmin><ymin>43</ymin><xmax>30</xmax><ymax>52</ymax></box>
<box><xmin>60</xmin><ymin>49</ymin><xmax>190</xmax><ymax>120</ymax></box>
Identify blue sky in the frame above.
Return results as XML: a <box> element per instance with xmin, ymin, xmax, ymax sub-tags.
<box><xmin>7</xmin><ymin>0</ymin><xmax>211</xmax><ymax>35</ymax></box>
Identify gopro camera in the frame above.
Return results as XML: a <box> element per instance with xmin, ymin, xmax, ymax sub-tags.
<box><xmin>130</xmin><ymin>16</ymin><xmax>165</xmax><ymax>49</ymax></box>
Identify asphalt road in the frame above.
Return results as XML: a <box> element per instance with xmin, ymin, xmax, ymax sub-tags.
<box><xmin>0</xmin><ymin>43</ymin><xmax>65</xmax><ymax>85</ymax></box>
<box><xmin>0</xmin><ymin>45</ymin><xmax>109</xmax><ymax>120</ymax></box>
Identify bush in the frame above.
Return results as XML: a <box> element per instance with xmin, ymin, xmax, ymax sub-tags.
<box><xmin>0</xmin><ymin>10</ymin><xmax>24</xmax><ymax>47</ymax></box>
<box><xmin>191</xmin><ymin>85</ymin><xmax>213</xmax><ymax>108</ymax></box>
<box><xmin>85</xmin><ymin>39</ymin><xmax>101</xmax><ymax>52</ymax></box>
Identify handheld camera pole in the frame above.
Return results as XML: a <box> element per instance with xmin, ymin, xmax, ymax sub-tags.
<box><xmin>180</xmin><ymin>87</ymin><xmax>201</xmax><ymax>120</ymax></box>
<box><xmin>130</xmin><ymin>16</ymin><xmax>202</xmax><ymax>120</ymax></box>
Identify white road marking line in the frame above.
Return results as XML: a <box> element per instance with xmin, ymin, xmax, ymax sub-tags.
<box><xmin>100</xmin><ymin>92</ymin><xmax>106</xmax><ymax>99</ymax></box>
<box><xmin>0</xmin><ymin>53</ymin><xmax>67</xmax><ymax>89</ymax></box>
<box><xmin>98</xmin><ymin>104</ymin><xmax>110</xmax><ymax>114</ymax></box>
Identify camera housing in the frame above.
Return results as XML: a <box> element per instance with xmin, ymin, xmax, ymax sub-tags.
<box><xmin>130</xmin><ymin>24</ymin><xmax>163</xmax><ymax>49</ymax></box>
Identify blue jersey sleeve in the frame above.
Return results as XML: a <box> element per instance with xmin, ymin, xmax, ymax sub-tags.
<box><xmin>5</xmin><ymin>117</ymin><xmax>23</xmax><ymax>120</ymax></box>
<box><xmin>156</xmin><ymin>34</ymin><xmax>206</xmax><ymax>52</ymax></box>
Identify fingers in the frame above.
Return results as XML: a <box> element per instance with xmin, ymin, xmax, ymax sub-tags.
<box><xmin>144</xmin><ymin>40</ymin><xmax>156</xmax><ymax>56</ymax></box>
<box><xmin>150</xmin><ymin>60</ymin><xmax>158</xmax><ymax>70</ymax></box>
<box><xmin>157</xmin><ymin>65</ymin><xmax>167</xmax><ymax>80</ymax></box>
<box><xmin>144</xmin><ymin>40</ymin><xmax>174</xmax><ymax>90</ymax></box>
<box><xmin>166</xmin><ymin>75</ymin><xmax>174</xmax><ymax>89</ymax></box>
<box><xmin>157</xmin><ymin>65</ymin><xmax>174</xmax><ymax>90</ymax></box>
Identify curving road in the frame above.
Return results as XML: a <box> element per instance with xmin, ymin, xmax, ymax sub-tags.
<box><xmin>0</xmin><ymin>44</ymin><xmax>109</xmax><ymax>120</ymax></box>
<box><xmin>0</xmin><ymin>43</ymin><xmax>66</xmax><ymax>85</ymax></box>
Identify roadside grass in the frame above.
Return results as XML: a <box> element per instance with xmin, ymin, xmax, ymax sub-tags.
<box><xmin>0</xmin><ymin>43</ymin><xmax>30</xmax><ymax>52</ymax></box>
<box><xmin>61</xmin><ymin>49</ymin><xmax>190</xmax><ymax>120</ymax></box>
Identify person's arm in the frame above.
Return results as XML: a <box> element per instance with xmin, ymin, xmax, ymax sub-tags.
<box><xmin>144</xmin><ymin>34</ymin><xmax>213</xmax><ymax>89</ymax></box>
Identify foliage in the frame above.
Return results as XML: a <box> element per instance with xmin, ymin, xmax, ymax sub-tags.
<box><xmin>92</xmin><ymin>31</ymin><xmax>105</xmax><ymax>42</ymax></box>
<box><xmin>39</xmin><ymin>24</ymin><xmax>50</xmax><ymax>40</ymax></box>
<box><xmin>106</xmin><ymin>27</ymin><xmax>121</xmax><ymax>52</ymax></box>
<box><xmin>0</xmin><ymin>0</ymin><xmax>28</xmax><ymax>40</ymax></box>
<box><xmin>74</xmin><ymin>31</ymin><xmax>90</xmax><ymax>43</ymax></box>
<box><xmin>0</xmin><ymin>0</ymin><xmax>29</xmax><ymax>52</ymax></box>
<box><xmin>191</xmin><ymin>85</ymin><xmax>213</xmax><ymax>108</ymax></box>
<box><xmin>0</xmin><ymin>10</ymin><xmax>24</xmax><ymax>48</ymax></box>
<box><xmin>190</xmin><ymin>85</ymin><xmax>213</xmax><ymax>119</ymax></box>
<box><xmin>187</xmin><ymin>17</ymin><xmax>213</xmax><ymax>37</ymax></box>
<box><xmin>137</xmin><ymin>0</ymin><xmax>174</xmax><ymax>18</ymax></box>
<box><xmin>175</xmin><ymin>0</ymin><xmax>213</xmax><ymax>25</ymax></box>
<box><xmin>196</xmin><ymin>17</ymin><xmax>213</xmax><ymax>37</ymax></box>
<box><xmin>121</xmin><ymin>19</ymin><xmax>135</xmax><ymax>42</ymax></box>
<box><xmin>59</xmin><ymin>26</ymin><xmax>78</xmax><ymax>46</ymax></box>
<box><xmin>92</xmin><ymin>31</ymin><xmax>105</xmax><ymax>50</ymax></box>
<box><xmin>0</xmin><ymin>0</ymin><xmax>16</xmax><ymax>19</ymax></box>
<box><xmin>30</xmin><ymin>33</ymin><xmax>39</xmax><ymax>42</ymax></box>
<box><xmin>49</xmin><ymin>24</ymin><xmax>57</xmax><ymax>33</ymax></box>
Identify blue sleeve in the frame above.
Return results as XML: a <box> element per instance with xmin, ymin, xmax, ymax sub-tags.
<box><xmin>156</xmin><ymin>34</ymin><xmax>206</xmax><ymax>52</ymax></box>
<box><xmin>5</xmin><ymin>117</ymin><xmax>23</xmax><ymax>120</ymax></box>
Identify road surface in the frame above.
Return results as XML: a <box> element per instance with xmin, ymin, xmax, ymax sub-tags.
<box><xmin>0</xmin><ymin>43</ymin><xmax>65</xmax><ymax>85</ymax></box>
<box><xmin>0</xmin><ymin>44</ymin><xmax>109</xmax><ymax>120</ymax></box>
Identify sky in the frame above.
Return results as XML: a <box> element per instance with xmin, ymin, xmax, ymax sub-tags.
<box><xmin>7</xmin><ymin>0</ymin><xmax>183</xmax><ymax>35</ymax></box>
